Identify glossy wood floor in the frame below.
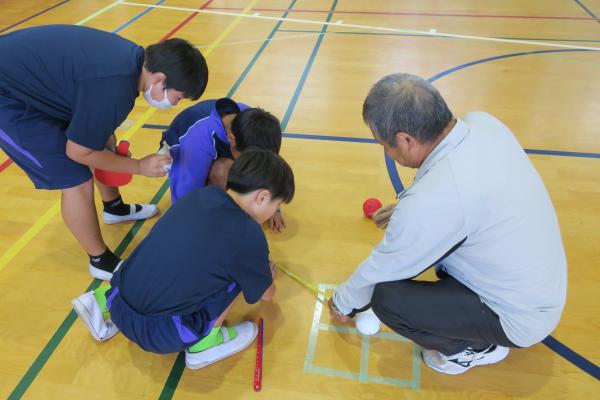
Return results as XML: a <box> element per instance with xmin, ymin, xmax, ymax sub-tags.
<box><xmin>0</xmin><ymin>1</ymin><xmax>599</xmax><ymax>398</ymax></box>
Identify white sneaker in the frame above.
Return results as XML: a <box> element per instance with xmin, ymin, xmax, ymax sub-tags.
<box><xmin>185</xmin><ymin>321</ymin><xmax>258</xmax><ymax>370</ymax></box>
<box><xmin>103</xmin><ymin>204</ymin><xmax>158</xmax><ymax>224</ymax></box>
<box><xmin>71</xmin><ymin>291</ymin><xmax>119</xmax><ymax>341</ymax></box>
<box><xmin>422</xmin><ymin>345</ymin><xmax>509</xmax><ymax>375</ymax></box>
<box><xmin>89</xmin><ymin>260</ymin><xmax>123</xmax><ymax>281</ymax></box>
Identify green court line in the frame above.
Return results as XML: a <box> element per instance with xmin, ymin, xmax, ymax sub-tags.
<box><xmin>359</xmin><ymin>335</ymin><xmax>370</xmax><ymax>383</ymax></box>
<box><xmin>304</xmin><ymin>284</ymin><xmax>421</xmax><ymax>389</ymax></box>
<box><xmin>8</xmin><ymin>180</ymin><xmax>169</xmax><ymax>399</ymax></box>
<box><xmin>306</xmin><ymin>366</ymin><xmax>360</xmax><ymax>380</ymax></box>
<box><xmin>155</xmin><ymin>1</ymin><xmax>304</xmax><ymax>398</ymax></box>
<box><xmin>411</xmin><ymin>341</ymin><xmax>422</xmax><ymax>390</ymax></box>
<box><xmin>318</xmin><ymin>322</ymin><xmax>409</xmax><ymax>342</ymax></box>
<box><xmin>158</xmin><ymin>353</ymin><xmax>186</xmax><ymax>400</ymax></box>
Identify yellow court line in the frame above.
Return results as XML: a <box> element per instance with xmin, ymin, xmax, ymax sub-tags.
<box><xmin>0</xmin><ymin>0</ymin><xmax>259</xmax><ymax>273</ymax></box>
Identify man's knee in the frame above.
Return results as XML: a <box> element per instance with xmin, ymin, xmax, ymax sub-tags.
<box><xmin>372</xmin><ymin>281</ymin><xmax>411</xmax><ymax>318</ymax></box>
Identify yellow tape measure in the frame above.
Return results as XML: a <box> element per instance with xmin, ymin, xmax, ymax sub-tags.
<box><xmin>276</xmin><ymin>263</ymin><xmax>330</xmax><ymax>303</ymax></box>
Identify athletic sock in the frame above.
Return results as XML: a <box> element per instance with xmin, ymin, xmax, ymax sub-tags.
<box><xmin>188</xmin><ymin>326</ymin><xmax>237</xmax><ymax>353</ymax></box>
<box><xmin>89</xmin><ymin>248</ymin><xmax>121</xmax><ymax>272</ymax></box>
<box><xmin>94</xmin><ymin>284</ymin><xmax>112</xmax><ymax>320</ymax></box>
<box><xmin>103</xmin><ymin>195</ymin><xmax>141</xmax><ymax>216</ymax></box>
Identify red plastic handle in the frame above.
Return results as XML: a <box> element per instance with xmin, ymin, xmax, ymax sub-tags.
<box><xmin>116</xmin><ymin>140</ymin><xmax>130</xmax><ymax>156</ymax></box>
<box><xmin>253</xmin><ymin>318</ymin><xmax>264</xmax><ymax>392</ymax></box>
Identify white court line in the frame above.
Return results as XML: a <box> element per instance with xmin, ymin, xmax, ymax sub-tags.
<box><xmin>118</xmin><ymin>1</ymin><xmax>600</xmax><ymax>52</ymax></box>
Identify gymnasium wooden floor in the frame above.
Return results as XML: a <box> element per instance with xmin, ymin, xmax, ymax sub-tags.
<box><xmin>1</xmin><ymin>0</ymin><xmax>599</xmax><ymax>398</ymax></box>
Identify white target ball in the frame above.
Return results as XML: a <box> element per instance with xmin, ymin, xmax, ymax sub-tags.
<box><xmin>355</xmin><ymin>308</ymin><xmax>381</xmax><ymax>336</ymax></box>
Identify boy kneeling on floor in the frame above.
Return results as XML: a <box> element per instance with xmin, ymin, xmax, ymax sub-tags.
<box><xmin>71</xmin><ymin>149</ymin><xmax>294</xmax><ymax>369</ymax></box>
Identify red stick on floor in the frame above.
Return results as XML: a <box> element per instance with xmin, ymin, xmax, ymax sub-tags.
<box><xmin>253</xmin><ymin>318</ymin><xmax>264</xmax><ymax>392</ymax></box>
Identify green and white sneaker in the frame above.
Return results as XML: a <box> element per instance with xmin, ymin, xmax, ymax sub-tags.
<box><xmin>185</xmin><ymin>321</ymin><xmax>258</xmax><ymax>370</ymax></box>
<box><xmin>71</xmin><ymin>291</ymin><xmax>119</xmax><ymax>341</ymax></box>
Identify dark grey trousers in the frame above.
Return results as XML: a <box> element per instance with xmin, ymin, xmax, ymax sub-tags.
<box><xmin>371</xmin><ymin>272</ymin><xmax>517</xmax><ymax>356</ymax></box>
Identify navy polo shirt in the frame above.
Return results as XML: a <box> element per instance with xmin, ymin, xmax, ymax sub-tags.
<box><xmin>0</xmin><ymin>25</ymin><xmax>143</xmax><ymax>150</ymax></box>
<box><xmin>115</xmin><ymin>186</ymin><xmax>272</xmax><ymax>316</ymax></box>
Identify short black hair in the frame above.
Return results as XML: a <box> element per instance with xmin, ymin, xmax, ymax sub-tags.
<box><xmin>227</xmin><ymin>149</ymin><xmax>294</xmax><ymax>203</ymax></box>
<box><xmin>145</xmin><ymin>38</ymin><xmax>208</xmax><ymax>100</ymax></box>
<box><xmin>231</xmin><ymin>108</ymin><xmax>282</xmax><ymax>153</ymax></box>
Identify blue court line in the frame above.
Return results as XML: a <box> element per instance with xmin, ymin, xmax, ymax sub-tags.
<box><xmin>0</xmin><ymin>0</ymin><xmax>70</xmax><ymax>34</ymax></box>
<box><xmin>525</xmin><ymin>149</ymin><xmax>600</xmax><ymax>158</ymax></box>
<box><xmin>228</xmin><ymin>0</ymin><xmax>298</xmax><ymax>96</ymax></box>
<box><xmin>141</xmin><ymin>124</ymin><xmax>600</xmax><ymax>160</ymax></box>
<box><xmin>280</xmin><ymin>0</ymin><xmax>338</xmax><ymax>130</ymax></box>
<box><xmin>159</xmin><ymin>1</ymin><xmax>302</xmax><ymax>397</ymax></box>
<box><xmin>114</xmin><ymin>0</ymin><xmax>166</xmax><ymax>33</ymax></box>
<box><xmin>428</xmin><ymin>49</ymin><xmax>592</xmax><ymax>83</ymax></box>
<box><xmin>542</xmin><ymin>336</ymin><xmax>600</xmax><ymax>380</ymax></box>
<box><xmin>278</xmin><ymin>28</ymin><xmax>600</xmax><ymax>43</ymax></box>
<box><xmin>574</xmin><ymin>0</ymin><xmax>599</xmax><ymax>22</ymax></box>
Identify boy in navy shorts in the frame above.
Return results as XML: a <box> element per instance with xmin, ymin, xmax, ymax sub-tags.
<box><xmin>71</xmin><ymin>149</ymin><xmax>294</xmax><ymax>369</ymax></box>
<box><xmin>0</xmin><ymin>25</ymin><xmax>208</xmax><ymax>280</ymax></box>
<box><xmin>160</xmin><ymin>98</ymin><xmax>287</xmax><ymax>232</ymax></box>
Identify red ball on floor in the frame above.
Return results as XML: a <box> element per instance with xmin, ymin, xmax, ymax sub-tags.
<box><xmin>363</xmin><ymin>198</ymin><xmax>382</xmax><ymax>218</ymax></box>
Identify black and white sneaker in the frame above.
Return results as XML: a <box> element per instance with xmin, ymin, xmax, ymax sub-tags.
<box><xmin>103</xmin><ymin>204</ymin><xmax>158</xmax><ymax>225</ymax></box>
<box><xmin>89</xmin><ymin>260</ymin><xmax>123</xmax><ymax>281</ymax></box>
<box><xmin>422</xmin><ymin>345</ymin><xmax>509</xmax><ymax>375</ymax></box>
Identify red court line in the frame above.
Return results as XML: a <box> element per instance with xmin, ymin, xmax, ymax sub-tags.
<box><xmin>161</xmin><ymin>0</ymin><xmax>215</xmax><ymax>41</ymax></box>
<box><xmin>0</xmin><ymin>159</ymin><xmax>13</xmax><ymax>173</ymax></box>
<box><xmin>0</xmin><ymin>0</ymin><xmax>70</xmax><ymax>34</ymax></box>
<box><xmin>205</xmin><ymin>6</ymin><xmax>600</xmax><ymax>21</ymax></box>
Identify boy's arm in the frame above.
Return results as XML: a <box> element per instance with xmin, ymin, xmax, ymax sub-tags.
<box><xmin>260</xmin><ymin>260</ymin><xmax>277</xmax><ymax>301</ymax></box>
<box><xmin>66</xmin><ymin>139</ymin><xmax>170</xmax><ymax>177</ymax></box>
<box><xmin>261</xmin><ymin>284</ymin><xmax>276</xmax><ymax>301</ymax></box>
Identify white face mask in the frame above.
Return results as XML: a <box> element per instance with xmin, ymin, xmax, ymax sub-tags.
<box><xmin>143</xmin><ymin>83</ymin><xmax>173</xmax><ymax>110</ymax></box>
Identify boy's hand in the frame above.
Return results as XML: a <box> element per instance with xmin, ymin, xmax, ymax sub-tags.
<box><xmin>328</xmin><ymin>298</ymin><xmax>350</xmax><ymax>323</ymax></box>
<box><xmin>269</xmin><ymin>260</ymin><xmax>277</xmax><ymax>279</ymax></box>
<box><xmin>372</xmin><ymin>203</ymin><xmax>395</xmax><ymax>229</ymax></box>
<box><xmin>267</xmin><ymin>209</ymin><xmax>286</xmax><ymax>234</ymax></box>
<box><xmin>138</xmin><ymin>154</ymin><xmax>172</xmax><ymax>177</ymax></box>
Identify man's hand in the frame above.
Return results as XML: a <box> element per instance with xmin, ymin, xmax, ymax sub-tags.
<box><xmin>266</xmin><ymin>209</ymin><xmax>286</xmax><ymax>234</ymax></box>
<box><xmin>138</xmin><ymin>154</ymin><xmax>172</xmax><ymax>177</ymax></box>
<box><xmin>372</xmin><ymin>203</ymin><xmax>395</xmax><ymax>229</ymax></box>
<box><xmin>328</xmin><ymin>298</ymin><xmax>350</xmax><ymax>323</ymax></box>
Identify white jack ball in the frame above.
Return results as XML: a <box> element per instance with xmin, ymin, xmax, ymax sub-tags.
<box><xmin>355</xmin><ymin>308</ymin><xmax>381</xmax><ymax>336</ymax></box>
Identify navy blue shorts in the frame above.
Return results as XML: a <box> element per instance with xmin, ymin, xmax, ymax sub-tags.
<box><xmin>106</xmin><ymin>282</ymin><xmax>241</xmax><ymax>354</ymax></box>
<box><xmin>0</xmin><ymin>93</ymin><xmax>92</xmax><ymax>189</ymax></box>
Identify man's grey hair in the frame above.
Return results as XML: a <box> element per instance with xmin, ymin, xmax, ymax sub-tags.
<box><xmin>362</xmin><ymin>73</ymin><xmax>452</xmax><ymax>145</ymax></box>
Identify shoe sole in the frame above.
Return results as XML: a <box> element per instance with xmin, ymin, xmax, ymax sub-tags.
<box><xmin>103</xmin><ymin>206</ymin><xmax>158</xmax><ymax>225</ymax></box>
<box><xmin>71</xmin><ymin>296</ymin><xmax>118</xmax><ymax>342</ymax></box>
<box><xmin>421</xmin><ymin>347</ymin><xmax>510</xmax><ymax>375</ymax></box>
<box><xmin>186</xmin><ymin>323</ymin><xmax>258</xmax><ymax>370</ymax></box>
<box><xmin>89</xmin><ymin>260</ymin><xmax>122</xmax><ymax>281</ymax></box>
